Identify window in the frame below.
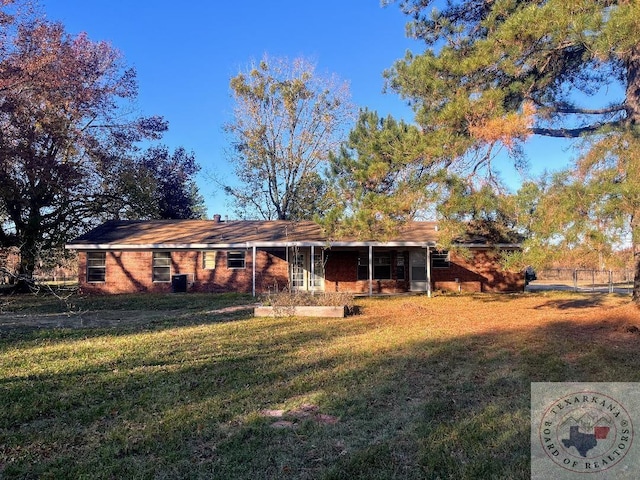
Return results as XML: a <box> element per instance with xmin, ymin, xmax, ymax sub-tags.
<box><xmin>432</xmin><ymin>250</ymin><xmax>450</xmax><ymax>269</ymax></box>
<box><xmin>86</xmin><ymin>252</ymin><xmax>106</xmax><ymax>282</ymax></box>
<box><xmin>202</xmin><ymin>251</ymin><xmax>216</xmax><ymax>269</ymax></box>
<box><xmin>374</xmin><ymin>254</ymin><xmax>392</xmax><ymax>279</ymax></box>
<box><xmin>357</xmin><ymin>253</ymin><xmax>392</xmax><ymax>280</ymax></box>
<box><xmin>227</xmin><ymin>251</ymin><xmax>245</xmax><ymax>269</ymax></box>
<box><xmin>396</xmin><ymin>255</ymin><xmax>405</xmax><ymax>280</ymax></box>
<box><xmin>357</xmin><ymin>255</ymin><xmax>369</xmax><ymax>280</ymax></box>
<box><xmin>153</xmin><ymin>252</ymin><xmax>171</xmax><ymax>282</ymax></box>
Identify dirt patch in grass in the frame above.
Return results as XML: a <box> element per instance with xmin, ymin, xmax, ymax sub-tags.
<box><xmin>260</xmin><ymin>403</ymin><xmax>340</xmax><ymax>429</ymax></box>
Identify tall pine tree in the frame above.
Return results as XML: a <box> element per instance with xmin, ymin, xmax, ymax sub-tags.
<box><xmin>325</xmin><ymin>109</ymin><xmax>440</xmax><ymax>239</ymax></box>
<box><xmin>385</xmin><ymin>0</ymin><xmax>640</xmax><ymax>302</ymax></box>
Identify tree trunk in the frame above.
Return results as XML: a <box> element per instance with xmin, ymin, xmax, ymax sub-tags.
<box><xmin>632</xmin><ymin>213</ymin><xmax>640</xmax><ymax>304</ymax></box>
<box><xmin>15</xmin><ymin>211</ymin><xmax>41</xmax><ymax>293</ymax></box>
<box><xmin>626</xmin><ymin>45</ymin><xmax>640</xmax><ymax>304</ymax></box>
<box><xmin>630</xmin><ymin>185</ymin><xmax>640</xmax><ymax>302</ymax></box>
<box><xmin>633</xmin><ymin>249</ymin><xmax>640</xmax><ymax>304</ymax></box>
<box><xmin>15</xmin><ymin>240</ymin><xmax>37</xmax><ymax>293</ymax></box>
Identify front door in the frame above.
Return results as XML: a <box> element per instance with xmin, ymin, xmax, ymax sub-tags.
<box><xmin>410</xmin><ymin>249</ymin><xmax>428</xmax><ymax>291</ymax></box>
<box><xmin>290</xmin><ymin>250</ymin><xmax>325</xmax><ymax>291</ymax></box>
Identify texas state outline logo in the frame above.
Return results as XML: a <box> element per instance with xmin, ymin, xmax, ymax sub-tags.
<box><xmin>532</xmin><ymin>383</ymin><xmax>637</xmax><ymax>478</ymax></box>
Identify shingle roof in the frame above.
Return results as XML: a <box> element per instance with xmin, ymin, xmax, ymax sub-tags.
<box><xmin>66</xmin><ymin>219</ymin><xmax>443</xmax><ymax>249</ymax></box>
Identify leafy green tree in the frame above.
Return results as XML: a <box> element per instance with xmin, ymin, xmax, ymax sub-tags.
<box><xmin>385</xmin><ymin>0</ymin><xmax>640</xmax><ymax>301</ymax></box>
<box><xmin>0</xmin><ymin>5</ymin><xmax>175</xmax><ymax>286</ymax></box>
<box><xmin>141</xmin><ymin>146</ymin><xmax>205</xmax><ymax>219</ymax></box>
<box><xmin>103</xmin><ymin>146</ymin><xmax>205</xmax><ymax>220</ymax></box>
<box><xmin>223</xmin><ymin>55</ymin><xmax>354</xmax><ymax>220</ymax></box>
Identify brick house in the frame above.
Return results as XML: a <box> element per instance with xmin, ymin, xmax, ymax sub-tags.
<box><xmin>66</xmin><ymin>218</ymin><xmax>525</xmax><ymax>295</ymax></box>
<box><xmin>0</xmin><ymin>247</ymin><xmax>20</xmax><ymax>284</ymax></box>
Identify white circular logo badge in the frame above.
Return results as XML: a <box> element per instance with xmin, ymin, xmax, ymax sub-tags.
<box><xmin>539</xmin><ymin>391</ymin><xmax>634</xmax><ymax>472</ymax></box>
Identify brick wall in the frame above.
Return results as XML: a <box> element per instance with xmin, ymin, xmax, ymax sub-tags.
<box><xmin>325</xmin><ymin>248</ymin><xmax>523</xmax><ymax>294</ymax></box>
<box><xmin>0</xmin><ymin>247</ymin><xmax>20</xmax><ymax>284</ymax></box>
<box><xmin>324</xmin><ymin>250</ymin><xmax>409</xmax><ymax>294</ymax></box>
<box><xmin>432</xmin><ymin>249</ymin><xmax>524</xmax><ymax>293</ymax></box>
<box><xmin>78</xmin><ymin>249</ymin><xmax>289</xmax><ymax>294</ymax></box>
<box><xmin>77</xmin><ymin>246</ymin><xmax>523</xmax><ymax>295</ymax></box>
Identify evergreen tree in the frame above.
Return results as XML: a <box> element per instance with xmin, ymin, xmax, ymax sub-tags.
<box><xmin>385</xmin><ymin>0</ymin><xmax>640</xmax><ymax>301</ymax></box>
<box><xmin>325</xmin><ymin>109</ymin><xmax>441</xmax><ymax>239</ymax></box>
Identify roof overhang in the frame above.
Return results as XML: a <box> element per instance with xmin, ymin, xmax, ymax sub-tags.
<box><xmin>66</xmin><ymin>241</ymin><xmax>520</xmax><ymax>250</ymax></box>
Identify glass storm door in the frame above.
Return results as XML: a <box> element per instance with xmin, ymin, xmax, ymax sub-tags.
<box><xmin>410</xmin><ymin>249</ymin><xmax>428</xmax><ymax>291</ymax></box>
<box><xmin>290</xmin><ymin>253</ymin><xmax>306</xmax><ymax>290</ymax></box>
<box><xmin>310</xmin><ymin>253</ymin><xmax>325</xmax><ymax>291</ymax></box>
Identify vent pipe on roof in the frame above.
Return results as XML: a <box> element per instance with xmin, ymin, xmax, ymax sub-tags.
<box><xmin>213</xmin><ymin>214</ymin><xmax>222</xmax><ymax>223</ymax></box>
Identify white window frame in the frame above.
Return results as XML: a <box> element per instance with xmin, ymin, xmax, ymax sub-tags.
<box><xmin>226</xmin><ymin>250</ymin><xmax>246</xmax><ymax>269</ymax></box>
<box><xmin>431</xmin><ymin>250</ymin><xmax>450</xmax><ymax>269</ymax></box>
<box><xmin>86</xmin><ymin>252</ymin><xmax>106</xmax><ymax>283</ymax></box>
<box><xmin>202</xmin><ymin>251</ymin><xmax>217</xmax><ymax>269</ymax></box>
<box><xmin>152</xmin><ymin>252</ymin><xmax>172</xmax><ymax>282</ymax></box>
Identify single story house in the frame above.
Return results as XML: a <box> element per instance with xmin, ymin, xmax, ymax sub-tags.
<box><xmin>65</xmin><ymin>218</ymin><xmax>525</xmax><ymax>296</ymax></box>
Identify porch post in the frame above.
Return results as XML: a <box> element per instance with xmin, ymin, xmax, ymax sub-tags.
<box><xmin>310</xmin><ymin>245</ymin><xmax>315</xmax><ymax>295</ymax></box>
<box><xmin>252</xmin><ymin>245</ymin><xmax>256</xmax><ymax>297</ymax></box>
<box><xmin>368</xmin><ymin>245</ymin><xmax>373</xmax><ymax>297</ymax></box>
<box><xmin>426</xmin><ymin>245</ymin><xmax>432</xmax><ymax>298</ymax></box>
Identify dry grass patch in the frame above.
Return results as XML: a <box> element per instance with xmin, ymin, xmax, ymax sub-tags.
<box><xmin>0</xmin><ymin>291</ymin><xmax>639</xmax><ymax>479</ymax></box>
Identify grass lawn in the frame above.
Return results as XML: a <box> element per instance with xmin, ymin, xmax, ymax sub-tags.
<box><xmin>1</xmin><ymin>291</ymin><xmax>639</xmax><ymax>479</ymax></box>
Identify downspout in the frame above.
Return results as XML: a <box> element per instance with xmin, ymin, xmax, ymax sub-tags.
<box><xmin>369</xmin><ymin>245</ymin><xmax>373</xmax><ymax>297</ymax></box>
<box><xmin>252</xmin><ymin>245</ymin><xmax>256</xmax><ymax>297</ymax></box>
<box><xmin>426</xmin><ymin>245</ymin><xmax>432</xmax><ymax>298</ymax></box>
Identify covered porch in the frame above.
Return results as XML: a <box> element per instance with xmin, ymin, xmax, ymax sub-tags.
<box><xmin>250</xmin><ymin>242</ymin><xmax>438</xmax><ymax>297</ymax></box>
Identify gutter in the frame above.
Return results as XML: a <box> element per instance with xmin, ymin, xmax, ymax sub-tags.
<box><xmin>66</xmin><ymin>241</ymin><xmax>520</xmax><ymax>251</ymax></box>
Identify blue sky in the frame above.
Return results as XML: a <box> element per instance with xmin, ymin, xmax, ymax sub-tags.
<box><xmin>42</xmin><ymin>0</ymin><xmax>575</xmax><ymax>219</ymax></box>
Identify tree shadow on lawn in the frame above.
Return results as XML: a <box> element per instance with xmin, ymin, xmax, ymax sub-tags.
<box><xmin>475</xmin><ymin>292</ymin><xmax>627</xmax><ymax>308</ymax></box>
<box><xmin>2</xmin><ymin>312</ymin><xmax>640</xmax><ymax>479</ymax></box>
<box><xmin>532</xmin><ymin>294</ymin><xmax>623</xmax><ymax>310</ymax></box>
<box><xmin>0</xmin><ymin>307</ymin><xmax>259</xmax><ymax>344</ymax></box>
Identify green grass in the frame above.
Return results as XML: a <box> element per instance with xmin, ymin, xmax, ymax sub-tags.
<box><xmin>1</xmin><ymin>291</ymin><xmax>253</xmax><ymax>315</ymax></box>
<box><xmin>0</xmin><ymin>292</ymin><xmax>638</xmax><ymax>479</ymax></box>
